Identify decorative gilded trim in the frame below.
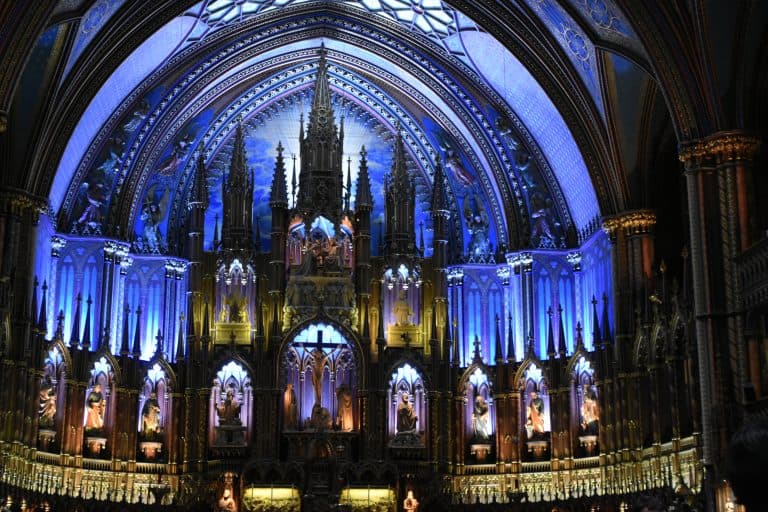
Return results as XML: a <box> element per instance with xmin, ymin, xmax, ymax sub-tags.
<box><xmin>601</xmin><ymin>209</ymin><xmax>656</xmax><ymax>237</ymax></box>
<box><xmin>0</xmin><ymin>189</ymin><xmax>47</xmax><ymax>218</ymax></box>
<box><xmin>679</xmin><ymin>131</ymin><xmax>761</xmax><ymax>168</ymax></box>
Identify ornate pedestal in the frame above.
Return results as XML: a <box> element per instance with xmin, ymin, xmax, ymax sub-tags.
<box><xmin>579</xmin><ymin>435</ymin><xmax>598</xmax><ymax>456</ymax></box>
<box><xmin>215</xmin><ymin>425</ymin><xmax>246</xmax><ymax>446</ymax></box>
<box><xmin>388</xmin><ymin>432</ymin><xmax>425</xmax><ymax>460</ymax></box>
<box><xmin>37</xmin><ymin>429</ymin><xmax>56</xmax><ymax>451</ymax></box>
<box><xmin>282</xmin><ymin>431</ymin><xmax>358</xmax><ymax>461</ymax></box>
<box><xmin>470</xmin><ymin>443</ymin><xmax>492</xmax><ymax>463</ymax></box>
<box><xmin>85</xmin><ymin>436</ymin><xmax>107</xmax><ymax>456</ymax></box>
<box><xmin>139</xmin><ymin>441</ymin><xmax>163</xmax><ymax>460</ymax></box>
<box><xmin>526</xmin><ymin>440</ymin><xmax>548</xmax><ymax>459</ymax></box>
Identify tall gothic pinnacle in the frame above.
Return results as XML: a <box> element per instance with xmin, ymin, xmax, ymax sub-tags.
<box><xmin>355</xmin><ymin>146</ymin><xmax>372</xmax><ymax>210</ymax></box>
<box><xmin>191</xmin><ymin>144</ymin><xmax>208</xmax><ymax>208</ymax></box>
<box><xmin>311</xmin><ymin>45</ymin><xmax>333</xmax><ymax>118</ymax></box>
<box><xmin>431</xmin><ymin>158</ymin><xmax>450</xmax><ymax>215</ymax></box>
<box><xmin>228</xmin><ymin>120</ymin><xmax>248</xmax><ymax>187</ymax></box>
<box><xmin>270</xmin><ymin>141</ymin><xmax>288</xmax><ymax>206</ymax></box>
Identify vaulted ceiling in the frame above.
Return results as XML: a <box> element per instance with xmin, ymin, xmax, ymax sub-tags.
<box><xmin>4</xmin><ymin>0</ymin><xmax>762</xmax><ymax>257</ymax></box>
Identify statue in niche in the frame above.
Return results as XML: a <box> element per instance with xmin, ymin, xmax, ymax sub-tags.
<box><xmin>85</xmin><ymin>384</ymin><xmax>106</xmax><ymax>432</ymax></box>
<box><xmin>403</xmin><ymin>490</ymin><xmax>420</xmax><ymax>512</ymax></box>
<box><xmin>141</xmin><ymin>392</ymin><xmax>161</xmax><ymax>438</ymax></box>
<box><xmin>393</xmin><ymin>290</ymin><xmax>413</xmax><ymax>326</ymax></box>
<box><xmin>216</xmin><ymin>485</ymin><xmax>238</xmax><ymax>512</ymax></box>
<box><xmin>310</xmin><ymin>348</ymin><xmax>330</xmax><ymax>407</ymax></box>
<box><xmin>139</xmin><ymin>185</ymin><xmax>170</xmax><ymax>253</ymax></box>
<box><xmin>397</xmin><ymin>392</ymin><xmax>418</xmax><ymax>434</ymax></box>
<box><xmin>336</xmin><ymin>386</ymin><xmax>354</xmax><ymax>432</ymax></box>
<box><xmin>530</xmin><ymin>192</ymin><xmax>556</xmax><ymax>245</ymax></box>
<box><xmin>283</xmin><ymin>383</ymin><xmax>298</xmax><ymax>430</ymax></box>
<box><xmin>310</xmin><ymin>403</ymin><xmax>333</xmax><ymax>430</ymax></box>
<box><xmin>472</xmin><ymin>395</ymin><xmax>492</xmax><ymax>441</ymax></box>
<box><xmin>525</xmin><ymin>388</ymin><xmax>545</xmax><ymax>439</ymax></box>
<box><xmin>38</xmin><ymin>379</ymin><xmax>56</xmax><ymax>428</ymax></box>
<box><xmin>216</xmin><ymin>388</ymin><xmax>242</xmax><ymax>426</ymax></box>
<box><xmin>580</xmin><ymin>385</ymin><xmax>599</xmax><ymax>435</ymax></box>
<box><xmin>227</xmin><ymin>294</ymin><xmax>247</xmax><ymax>323</ymax></box>
<box><xmin>463</xmin><ymin>194</ymin><xmax>491</xmax><ymax>257</ymax></box>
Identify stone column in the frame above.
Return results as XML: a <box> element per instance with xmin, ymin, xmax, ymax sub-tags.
<box><xmin>0</xmin><ymin>189</ymin><xmax>44</xmax><ymax>444</ymax></box>
<box><xmin>602</xmin><ymin>210</ymin><xmax>656</xmax><ymax>454</ymax></box>
<box><xmin>678</xmin><ymin>131</ymin><xmax>760</xmax><ymax>475</ymax></box>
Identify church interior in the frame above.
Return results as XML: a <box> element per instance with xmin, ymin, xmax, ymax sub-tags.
<box><xmin>0</xmin><ymin>1</ymin><xmax>766</xmax><ymax>511</ymax></box>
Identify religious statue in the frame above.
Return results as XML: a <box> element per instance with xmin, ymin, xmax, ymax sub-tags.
<box><xmin>283</xmin><ymin>383</ymin><xmax>298</xmax><ymax>430</ymax></box>
<box><xmin>336</xmin><ymin>386</ymin><xmax>354</xmax><ymax>432</ymax></box>
<box><xmin>310</xmin><ymin>403</ymin><xmax>333</xmax><ymax>430</ymax></box>
<box><xmin>397</xmin><ymin>392</ymin><xmax>418</xmax><ymax>433</ymax></box>
<box><xmin>138</xmin><ymin>185</ymin><xmax>170</xmax><ymax>253</ymax></box>
<box><xmin>85</xmin><ymin>384</ymin><xmax>105</xmax><ymax>431</ymax></box>
<box><xmin>393</xmin><ymin>289</ymin><xmax>412</xmax><ymax>326</ymax></box>
<box><xmin>141</xmin><ymin>392</ymin><xmax>161</xmax><ymax>438</ymax></box>
<box><xmin>310</xmin><ymin>348</ymin><xmax>330</xmax><ymax>406</ymax></box>
<box><xmin>403</xmin><ymin>490</ymin><xmax>419</xmax><ymax>512</ymax></box>
<box><xmin>472</xmin><ymin>395</ymin><xmax>492</xmax><ymax>441</ymax></box>
<box><xmin>530</xmin><ymin>192</ymin><xmax>556</xmax><ymax>245</ymax></box>
<box><xmin>38</xmin><ymin>380</ymin><xmax>56</xmax><ymax>428</ymax></box>
<box><xmin>525</xmin><ymin>389</ymin><xmax>545</xmax><ymax>439</ymax></box>
<box><xmin>580</xmin><ymin>385</ymin><xmax>599</xmax><ymax>435</ymax></box>
<box><xmin>216</xmin><ymin>485</ymin><xmax>238</xmax><ymax>512</ymax></box>
<box><xmin>216</xmin><ymin>388</ymin><xmax>242</xmax><ymax>426</ymax></box>
<box><xmin>463</xmin><ymin>194</ymin><xmax>491</xmax><ymax>257</ymax></box>
<box><xmin>227</xmin><ymin>294</ymin><xmax>247</xmax><ymax>323</ymax></box>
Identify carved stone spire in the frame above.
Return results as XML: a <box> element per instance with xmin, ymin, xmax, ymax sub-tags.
<box><xmin>81</xmin><ymin>295</ymin><xmax>92</xmax><ymax>350</ymax></box>
<box><xmin>494</xmin><ymin>314</ymin><xmax>504</xmax><ymax>364</ymax></box>
<box><xmin>38</xmin><ymin>280</ymin><xmax>47</xmax><ymax>335</ymax></box>
<box><xmin>557</xmin><ymin>304</ymin><xmax>567</xmax><ymax>358</ymax></box>
<box><xmin>355</xmin><ymin>146</ymin><xmax>373</xmax><ymax>210</ymax></box>
<box><xmin>191</xmin><ymin>144</ymin><xmax>209</xmax><ymax>208</ymax></box>
<box><xmin>506</xmin><ymin>312</ymin><xmax>516</xmax><ymax>363</ymax></box>
<box><xmin>70</xmin><ymin>293</ymin><xmax>82</xmax><ymax>347</ymax></box>
<box><xmin>222</xmin><ymin>120</ymin><xmax>253</xmax><ymax>250</ymax></box>
<box><xmin>384</xmin><ymin>124</ymin><xmax>416</xmax><ymax>255</ymax></box>
<box><xmin>431</xmin><ymin>158</ymin><xmax>450</xmax><ymax>216</ymax></box>
<box><xmin>120</xmin><ymin>305</ymin><xmax>131</xmax><ymax>356</ymax></box>
<box><xmin>547</xmin><ymin>306</ymin><xmax>556</xmax><ymax>358</ymax></box>
<box><xmin>296</xmin><ymin>46</ymin><xmax>344</xmax><ymax>224</ymax></box>
<box><xmin>601</xmin><ymin>293</ymin><xmax>612</xmax><ymax>346</ymax></box>
<box><xmin>132</xmin><ymin>306</ymin><xmax>142</xmax><ymax>356</ymax></box>
<box><xmin>176</xmin><ymin>314</ymin><xmax>185</xmax><ymax>362</ymax></box>
<box><xmin>591</xmin><ymin>296</ymin><xmax>601</xmax><ymax>347</ymax></box>
<box><xmin>270</xmin><ymin>142</ymin><xmax>288</xmax><ymax>207</ymax></box>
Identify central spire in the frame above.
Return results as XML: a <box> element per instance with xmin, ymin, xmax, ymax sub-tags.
<box><xmin>296</xmin><ymin>44</ymin><xmax>345</xmax><ymax>226</ymax></box>
<box><xmin>310</xmin><ymin>45</ymin><xmax>333</xmax><ymax>122</ymax></box>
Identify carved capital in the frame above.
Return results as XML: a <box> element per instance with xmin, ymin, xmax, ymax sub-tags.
<box><xmin>0</xmin><ymin>188</ymin><xmax>47</xmax><ymax>219</ymax></box>
<box><xmin>679</xmin><ymin>131</ymin><xmax>761</xmax><ymax>169</ymax></box>
<box><xmin>602</xmin><ymin>210</ymin><xmax>656</xmax><ymax>238</ymax></box>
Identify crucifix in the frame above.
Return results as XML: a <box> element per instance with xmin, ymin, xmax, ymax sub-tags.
<box><xmin>296</xmin><ymin>327</ymin><xmax>346</xmax><ymax>408</ymax></box>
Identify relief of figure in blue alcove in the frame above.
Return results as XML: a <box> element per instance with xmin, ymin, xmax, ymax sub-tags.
<box><xmin>463</xmin><ymin>193</ymin><xmax>492</xmax><ymax>258</ymax></box>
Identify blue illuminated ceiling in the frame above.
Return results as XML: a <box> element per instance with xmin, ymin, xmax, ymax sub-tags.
<box><xmin>51</xmin><ymin>0</ymin><xmax>643</xmax><ymax>253</ymax></box>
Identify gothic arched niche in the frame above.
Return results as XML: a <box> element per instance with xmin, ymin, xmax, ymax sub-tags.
<box><xmin>570</xmin><ymin>355</ymin><xmax>599</xmax><ymax>456</ymax></box>
<box><xmin>388</xmin><ymin>363</ymin><xmax>425</xmax><ymax>445</ymax></box>
<box><xmin>138</xmin><ymin>363</ymin><xmax>169</xmax><ymax>461</ymax></box>
<box><xmin>83</xmin><ymin>356</ymin><xmax>115</xmax><ymax>458</ymax></box>
<box><xmin>210</xmin><ymin>360</ymin><xmax>252</xmax><ymax>447</ymax></box>
<box><xmin>519</xmin><ymin>362</ymin><xmax>550</xmax><ymax>460</ymax></box>
<box><xmin>38</xmin><ymin>345</ymin><xmax>67</xmax><ymax>452</ymax></box>
<box><xmin>281</xmin><ymin>322</ymin><xmax>358</xmax><ymax>432</ymax></box>
<box><xmin>463</xmin><ymin>366</ymin><xmax>494</xmax><ymax>464</ymax></box>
